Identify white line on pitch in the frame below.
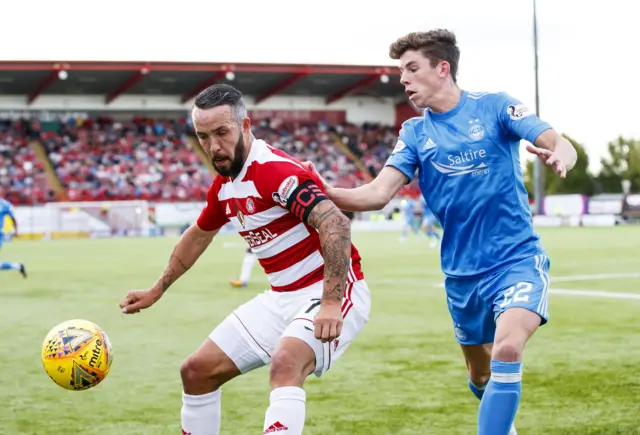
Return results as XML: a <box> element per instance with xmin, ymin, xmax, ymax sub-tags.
<box><xmin>433</xmin><ymin>272</ymin><xmax>640</xmax><ymax>288</ymax></box>
<box><xmin>550</xmin><ymin>272</ymin><xmax>640</xmax><ymax>282</ymax></box>
<box><xmin>550</xmin><ymin>288</ymin><xmax>640</xmax><ymax>300</ymax></box>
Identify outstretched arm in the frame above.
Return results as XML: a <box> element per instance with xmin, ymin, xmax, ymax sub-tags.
<box><xmin>306</xmin><ymin>164</ymin><xmax>408</xmax><ymax>212</ymax></box>
<box><xmin>120</xmin><ymin>224</ymin><xmax>218</xmax><ymax>314</ymax></box>
<box><xmin>154</xmin><ymin>224</ymin><xmax>218</xmax><ymax>294</ymax></box>
<box><xmin>526</xmin><ymin>129</ymin><xmax>578</xmax><ymax>178</ymax></box>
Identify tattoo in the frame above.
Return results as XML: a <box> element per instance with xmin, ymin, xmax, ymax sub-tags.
<box><xmin>160</xmin><ymin>254</ymin><xmax>190</xmax><ymax>293</ymax></box>
<box><xmin>307</xmin><ymin>201</ymin><xmax>351</xmax><ymax>303</ymax></box>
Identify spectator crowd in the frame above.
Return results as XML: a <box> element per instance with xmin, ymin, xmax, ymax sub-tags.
<box><xmin>0</xmin><ymin>116</ymin><xmax>420</xmax><ymax>205</ymax></box>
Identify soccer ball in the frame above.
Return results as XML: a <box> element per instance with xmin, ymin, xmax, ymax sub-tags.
<box><xmin>41</xmin><ymin>319</ymin><xmax>114</xmax><ymax>391</ymax></box>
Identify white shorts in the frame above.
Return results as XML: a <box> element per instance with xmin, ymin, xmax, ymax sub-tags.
<box><xmin>210</xmin><ymin>279</ymin><xmax>371</xmax><ymax>377</ymax></box>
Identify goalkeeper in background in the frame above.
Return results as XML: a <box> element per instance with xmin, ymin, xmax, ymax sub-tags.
<box><xmin>0</xmin><ymin>198</ymin><xmax>27</xmax><ymax>278</ymax></box>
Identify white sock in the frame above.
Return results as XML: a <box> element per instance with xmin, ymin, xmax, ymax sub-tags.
<box><xmin>181</xmin><ymin>389</ymin><xmax>221</xmax><ymax>435</ymax></box>
<box><xmin>239</xmin><ymin>251</ymin><xmax>257</xmax><ymax>283</ymax></box>
<box><xmin>263</xmin><ymin>386</ymin><xmax>306</xmax><ymax>434</ymax></box>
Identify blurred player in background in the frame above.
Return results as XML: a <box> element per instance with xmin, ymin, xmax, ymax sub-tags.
<box><xmin>0</xmin><ymin>198</ymin><xmax>27</xmax><ymax>278</ymax></box>
<box><xmin>229</xmin><ymin>248</ymin><xmax>257</xmax><ymax>288</ymax></box>
<box><xmin>399</xmin><ymin>197</ymin><xmax>420</xmax><ymax>241</ymax></box>
<box><xmin>119</xmin><ymin>84</ymin><xmax>371</xmax><ymax>435</ymax></box>
<box><xmin>304</xmin><ymin>29</ymin><xmax>577</xmax><ymax>435</ymax></box>
<box><xmin>420</xmin><ymin>196</ymin><xmax>441</xmax><ymax>248</ymax></box>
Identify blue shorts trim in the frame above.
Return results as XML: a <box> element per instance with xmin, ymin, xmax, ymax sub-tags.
<box><xmin>444</xmin><ymin>254</ymin><xmax>551</xmax><ymax>345</ymax></box>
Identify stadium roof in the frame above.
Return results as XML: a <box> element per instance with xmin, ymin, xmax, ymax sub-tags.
<box><xmin>0</xmin><ymin>61</ymin><xmax>404</xmax><ymax>105</ymax></box>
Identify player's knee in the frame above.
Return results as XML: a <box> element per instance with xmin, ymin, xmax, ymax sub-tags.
<box><xmin>180</xmin><ymin>354</ymin><xmax>227</xmax><ymax>391</ymax></box>
<box><xmin>492</xmin><ymin>340</ymin><xmax>523</xmax><ymax>363</ymax></box>
<box><xmin>269</xmin><ymin>348</ymin><xmax>314</xmax><ymax>388</ymax></box>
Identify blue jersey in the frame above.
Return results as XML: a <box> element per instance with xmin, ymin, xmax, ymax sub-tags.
<box><xmin>385</xmin><ymin>91</ymin><xmax>551</xmax><ymax>278</ymax></box>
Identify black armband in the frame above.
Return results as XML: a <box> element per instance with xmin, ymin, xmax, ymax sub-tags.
<box><xmin>286</xmin><ymin>180</ymin><xmax>328</xmax><ymax>223</ymax></box>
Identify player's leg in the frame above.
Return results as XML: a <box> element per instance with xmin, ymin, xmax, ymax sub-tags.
<box><xmin>461</xmin><ymin>343</ymin><xmax>493</xmax><ymax>399</ymax></box>
<box><xmin>230</xmin><ymin>248</ymin><xmax>257</xmax><ymax>287</ymax></box>
<box><xmin>181</xmin><ymin>291</ymin><xmax>283</xmax><ymax>435</ymax></box>
<box><xmin>400</xmin><ymin>218</ymin><xmax>409</xmax><ymax>241</ymax></box>
<box><xmin>263</xmin><ymin>280</ymin><xmax>371</xmax><ymax>434</ymax></box>
<box><xmin>477</xmin><ymin>254</ymin><xmax>550</xmax><ymax>435</ymax></box>
<box><xmin>429</xmin><ymin>221</ymin><xmax>441</xmax><ymax>242</ymax></box>
<box><xmin>180</xmin><ymin>338</ymin><xmax>241</xmax><ymax>435</ymax></box>
<box><xmin>411</xmin><ymin>217</ymin><xmax>421</xmax><ymax>236</ymax></box>
<box><xmin>461</xmin><ymin>343</ymin><xmax>518</xmax><ymax>434</ymax></box>
<box><xmin>445</xmin><ymin>277</ymin><xmax>515</xmax><ymax>432</ymax></box>
<box><xmin>262</xmin><ymin>337</ymin><xmax>315</xmax><ymax>434</ymax></box>
<box><xmin>0</xmin><ymin>260</ymin><xmax>24</xmax><ymax>274</ymax></box>
<box><xmin>0</xmin><ymin>237</ymin><xmax>26</xmax><ymax>277</ymax></box>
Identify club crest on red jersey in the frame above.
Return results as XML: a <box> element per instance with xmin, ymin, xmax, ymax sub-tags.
<box><xmin>246</xmin><ymin>197</ymin><xmax>255</xmax><ymax>213</ymax></box>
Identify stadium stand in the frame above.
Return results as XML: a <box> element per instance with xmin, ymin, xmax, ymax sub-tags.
<box><xmin>0</xmin><ymin>61</ymin><xmax>418</xmax><ymax>207</ymax></box>
<box><xmin>0</xmin><ymin>119</ymin><xmax>54</xmax><ymax>205</ymax></box>
<box><xmin>1</xmin><ymin>116</ymin><xmax>402</xmax><ymax>205</ymax></box>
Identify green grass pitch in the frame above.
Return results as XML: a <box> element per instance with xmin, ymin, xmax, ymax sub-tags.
<box><xmin>1</xmin><ymin>227</ymin><xmax>639</xmax><ymax>434</ymax></box>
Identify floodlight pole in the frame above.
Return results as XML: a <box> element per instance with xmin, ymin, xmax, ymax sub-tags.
<box><xmin>533</xmin><ymin>0</ymin><xmax>544</xmax><ymax>214</ymax></box>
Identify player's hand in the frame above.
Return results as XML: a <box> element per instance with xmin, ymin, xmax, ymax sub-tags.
<box><xmin>119</xmin><ymin>288</ymin><xmax>162</xmax><ymax>314</ymax></box>
<box><xmin>301</xmin><ymin>161</ymin><xmax>330</xmax><ymax>191</ymax></box>
<box><xmin>526</xmin><ymin>144</ymin><xmax>568</xmax><ymax>178</ymax></box>
<box><xmin>314</xmin><ymin>300</ymin><xmax>343</xmax><ymax>343</ymax></box>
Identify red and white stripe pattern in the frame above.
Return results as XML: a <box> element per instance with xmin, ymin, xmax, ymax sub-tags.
<box><xmin>342</xmin><ymin>266</ymin><xmax>360</xmax><ymax>318</ymax></box>
<box><xmin>213</xmin><ymin>139</ymin><xmax>364</xmax><ymax>292</ymax></box>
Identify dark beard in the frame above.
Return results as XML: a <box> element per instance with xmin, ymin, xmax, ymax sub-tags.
<box><xmin>212</xmin><ymin>131</ymin><xmax>245</xmax><ymax>178</ymax></box>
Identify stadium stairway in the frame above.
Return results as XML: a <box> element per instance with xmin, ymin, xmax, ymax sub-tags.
<box><xmin>329</xmin><ymin>133</ymin><xmax>374</xmax><ymax>182</ymax></box>
<box><xmin>30</xmin><ymin>139</ymin><xmax>68</xmax><ymax>201</ymax></box>
<box><xmin>186</xmin><ymin>135</ymin><xmax>217</xmax><ymax>176</ymax></box>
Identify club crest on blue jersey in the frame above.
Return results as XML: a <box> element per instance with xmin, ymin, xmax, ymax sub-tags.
<box><xmin>468</xmin><ymin>119</ymin><xmax>485</xmax><ymax>141</ymax></box>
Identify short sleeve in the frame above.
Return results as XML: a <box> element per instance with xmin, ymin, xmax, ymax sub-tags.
<box><xmin>383</xmin><ymin>125</ymin><xmax>419</xmax><ymax>183</ymax></box>
<box><xmin>496</xmin><ymin>93</ymin><xmax>552</xmax><ymax>144</ymax></box>
<box><xmin>196</xmin><ymin>179</ymin><xmax>230</xmax><ymax>231</ymax></box>
<box><xmin>256</xmin><ymin>159</ymin><xmax>328</xmax><ymax>224</ymax></box>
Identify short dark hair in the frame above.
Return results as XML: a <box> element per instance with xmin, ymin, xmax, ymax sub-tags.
<box><xmin>193</xmin><ymin>84</ymin><xmax>247</xmax><ymax>121</ymax></box>
<box><xmin>389</xmin><ymin>29</ymin><xmax>460</xmax><ymax>83</ymax></box>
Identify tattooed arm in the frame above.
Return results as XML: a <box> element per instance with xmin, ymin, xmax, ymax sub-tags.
<box><xmin>119</xmin><ymin>224</ymin><xmax>217</xmax><ymax>314</ymax></box>
<box><xmin>289</xmin><ymin>189</ymin><xmax>351</xmax><ymax>342</ymax></box>
<box><xmin>154</xmin><ymin>224</ymin><xmax>218</xmax><ymax>294</ymax></box>
<box><xmin>307</xmin><ymin>200</ymin><xmax>352</xmax><ymax>304</ymax></box>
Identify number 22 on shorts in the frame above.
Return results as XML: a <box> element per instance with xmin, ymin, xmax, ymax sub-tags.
<box><xmin>499</xmin><ymin>282</ymin><xmax>533</xmax><ymax>308</ymax></box>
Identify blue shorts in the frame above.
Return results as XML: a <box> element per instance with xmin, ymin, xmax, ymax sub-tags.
<box><xmin>444</xmin><ymin>254</ymin><xmax>550</xmax><ymax>345</ymax></box>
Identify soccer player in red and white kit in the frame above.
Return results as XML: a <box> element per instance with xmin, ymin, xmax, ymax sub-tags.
<box><xmin>118</xmin><ymin>84</ymin><xmax>371</xmax><ymax>435</ymax></box>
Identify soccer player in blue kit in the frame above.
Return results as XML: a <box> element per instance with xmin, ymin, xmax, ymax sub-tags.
<box><xmin>0</xmin><ymin>198</ymin><xmax>27</xmax><ymax>278</ymax></box>
<box><xmin>420</xmin><ymin>195</ymin><xmax>441</xmax><ymax>248</ymax></box>
<box><xmin>399</xmin><ymin>197</ymin><xmax>419</xmax><ymax>241</ymax></box>
<box><xmin>304</xmin><ymin>29</ymin><xmax>577</xmax><ymax>434</ymax></box>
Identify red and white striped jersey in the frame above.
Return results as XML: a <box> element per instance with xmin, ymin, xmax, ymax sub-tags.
<box><xmin>197</xmin><ymin>139</ymin><xmax>364</xmax><ymax>292</ymax></box>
